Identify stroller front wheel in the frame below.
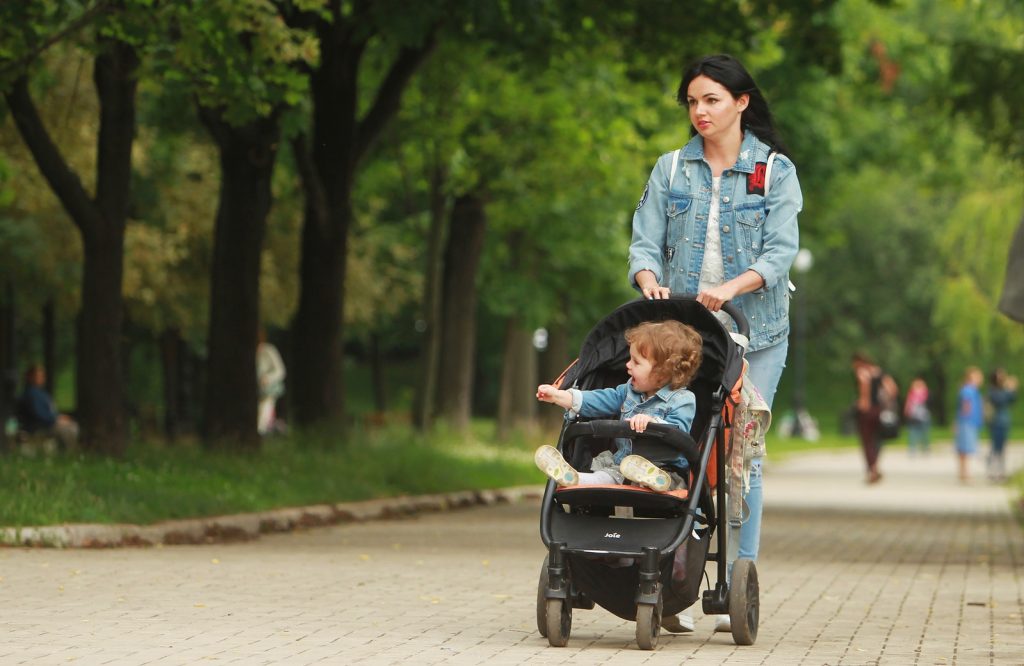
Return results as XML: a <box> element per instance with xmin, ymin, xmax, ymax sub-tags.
<box><xmin>635</xmin><ymin>597</ymin><xmax>662</xmax><ymax>650</ymax></box>
<box><xmin>545</xmin><ymin>598</ymin><xmax>572</xmax><ymax>647</ymax></box>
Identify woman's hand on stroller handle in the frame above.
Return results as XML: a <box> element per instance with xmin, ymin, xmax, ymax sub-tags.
<box><xmin>635</xmin><ymin>270</ymin><xmax>670</xmax><ymax>300</ymax></box>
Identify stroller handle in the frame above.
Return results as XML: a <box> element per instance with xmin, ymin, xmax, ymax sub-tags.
<box><xmin>653</xmin><ymin>294</ymin><xmax>749</xmax><ymax>339</ymax></box>
<box><xmin>718</xmin><ymin>301</ymin><xmax>750</xmax><ymax>340</ymax></box>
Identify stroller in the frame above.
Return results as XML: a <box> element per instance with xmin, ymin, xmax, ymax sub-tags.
<box><xmin>536</xmin><ymin>295</ymin><xmax>758</xmax><ymax>650</ymax></box>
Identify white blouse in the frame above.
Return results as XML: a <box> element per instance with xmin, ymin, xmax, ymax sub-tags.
<box><xmin>698</xmin><ymin>176</ymin><xmax>732</xmax><ymax>327</ymax></box>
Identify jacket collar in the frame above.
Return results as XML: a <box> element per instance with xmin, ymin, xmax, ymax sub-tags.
<box><xmin>629</xmin><ymin>381</ymin><xmax>681</xmax><ymax>402</ymax></box>
<box><xmin>679</xmin><ymin>130</ymin><xmax>764</xmax><ymax>174</ymax></box>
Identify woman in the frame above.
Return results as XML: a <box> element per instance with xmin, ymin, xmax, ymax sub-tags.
<box><xmin>851</xmin><ymin>352</ymin><xmax>897</xmax><ymax>483</ymax></box>
<box><xmin>986</xmin><ymin>368</ymin><xmax>1018</xmax><ymax>482</ymax></box>
<box><xmin>955</xmin><ymin>367</ymin><xmax>985</xmax><ymax>483</ymax></box>
<box><xmin>629</xmin><ymin>54</ymin><xmax>802</xmax><ymax>633</ymax></box>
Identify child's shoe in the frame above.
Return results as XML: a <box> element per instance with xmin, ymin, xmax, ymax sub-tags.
<box><xmin>620</xmin><ymin>455</ymin><xmax>672</xmax><ymax>492</ymax></box>
<box><xmin>534</xmin><ymin>445</ymin><xmax>579</xmax><ymax>486</ymax></box>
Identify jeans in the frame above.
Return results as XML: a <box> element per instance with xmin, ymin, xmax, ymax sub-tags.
<box><xmin>735</xmin><ymin>339</ymin><xmax>788</xmax><ymax>563</ymax></box>
<box><xmin>906</xmin><ymin>420</ymin><xmax>930</xmax><ymax>453</ymax></box>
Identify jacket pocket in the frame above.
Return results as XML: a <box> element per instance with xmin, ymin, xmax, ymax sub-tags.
<box><xmin>665</xmin><ymin>196</ymin><xmax>692</xmax><ymax>262</ymax></box>
<box><xmin>666</xmin><ymin>196</ymin><xmax>691</xmax><ymax>219</ymax></box>
<box><xmin>735</xmin><ymin>206</ymin><xmax>765</xmax><ymax>255</ymax></box>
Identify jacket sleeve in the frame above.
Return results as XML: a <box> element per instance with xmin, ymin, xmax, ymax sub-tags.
<box><xmin>572</xmin><ymin>384</ymin><xmax>628</xmax><ymax>419</ymax></box>
<box><xmin>652</xmin><ymin>390</ymin><xmax>696</xmax><ymax>432</ymax></box>
<box><xmin>628</xmin><ymin>154</ymin><xmax>672</xmax><ymax>290</ymax></box>
<box><xmin>748</xmin><ymin>155</ymin><xmax>802</xmax><ymax>291</ymax></box>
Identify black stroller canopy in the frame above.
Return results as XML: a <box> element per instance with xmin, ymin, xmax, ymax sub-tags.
<box><xmin>560</xmin><ymin>296</ymin><xmax>743</xmax><ymax>397</ymax></box>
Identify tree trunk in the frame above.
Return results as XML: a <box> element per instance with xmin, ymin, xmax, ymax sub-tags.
<box><xmin>290</xmin><ymin>12</ymin><xmax>436</xmax><ymax>428</ymax></box>
<box><xmin>369</xmin><ymin>333</ymin><xmax>387</xmax><ymax>413</ymax></box>
<box><xmin>42</xmin><ymin>299</ymin><xmax>55</xmax><ymax>396</ymax></box>
<box><xmin>4</xmin><ymin>38</ymin><xmax>138</xmax><ymax>456</ymax></box>
<box><xmin>412</xmin><ymin>163</ymin><xmax>448</xmax><ymax>430</ymax></box>
<box><xmin>0</xmin><ymin>283</ymin><xmax>14</xmax><ymax>453</ymax></box>
<box><xmin>199</xmin><ymin>109</ymin><xmax>282</xmax><ymax>450</ymax></box>
<box><xmin>290</xmin><ymin>131</ymin><xmax>348</xmax><ymax>427</ymax></box>
<box><xmin>436</xmin><ymin>194</ymin><xmax>488</xmax><ymax>430</ymax></box>
<box><xmin>159</xmin><ymin>327</ymin><xmax>182</xmax><ymax>441</ymax></box>
<box><xmin>496</xmin><ymin>317</ymin><xmax>538</xmax><ymax>440</ymax></box>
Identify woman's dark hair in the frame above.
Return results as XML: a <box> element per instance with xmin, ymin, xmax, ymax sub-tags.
<box><xmin>990</xmin><ymin>368</ymin><xmax>1006</xmax><ymax>387</ymax></box>
<box><xmin>676</xmin><ymin>54</ymin><xmax>791</xmax><ymax>156</ymax></box>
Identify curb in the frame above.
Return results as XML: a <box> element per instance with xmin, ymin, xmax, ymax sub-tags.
<box><xmin>0</xmin><ymin>485</ymin><xmax>545</xmax><ymax>549</ymax></box>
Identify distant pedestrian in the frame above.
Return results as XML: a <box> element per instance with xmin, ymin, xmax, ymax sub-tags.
<box><xmin>256</xmin><ymin>330</ymin><xmax>286</xmax><ymax>436</ymax></box>
<box><xmin>16</xmin><ymin>364</ymin><xmax>78</xmax><ymax>450</ymax></box>
<box><xmin>955</xmin><ymin>367</ymin><xmax>985</xmax><ymax>483</ymax></box>
<box><xmin>986</xmin><ymin>368</ymin><xmax>1018</xmax><ymax>482</ymax></box>
<box><xmin>903</xmin><ymin>376</ymin><xmax>931</xmax><ymax>455</ymax></box>
<box><xmin>851</xmin><ymin>352</ymin><xmax>897</xmax><ymax>484</ymax></box>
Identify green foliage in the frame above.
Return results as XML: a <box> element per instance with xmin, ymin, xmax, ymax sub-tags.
<box><xmin>152</xmin><ymin>0</ymin><xmax>321</xmax><ymax>125</ymax></box>
<box><xmin>0</xmin><ymin>425</ymin><xmax>538</xmax><ymax>526</ymax></box>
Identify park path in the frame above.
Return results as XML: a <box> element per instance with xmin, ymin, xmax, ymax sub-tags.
<box><xmin>1</xmin><ymin>442</ymin><xmax>1022</xmax><ymax>665</ymax></box>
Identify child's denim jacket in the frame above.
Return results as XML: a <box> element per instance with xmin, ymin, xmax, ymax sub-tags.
<box><xmin>628</xmin><ymin>131</ymin><xmax>803</xmax><ymax>351</ymax></box>
<box><xmin>566</xmin><ymin>381</ymin><xmax>696</xmax><ymax>471</ymax></box>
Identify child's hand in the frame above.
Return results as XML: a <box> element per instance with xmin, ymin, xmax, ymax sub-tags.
<box><xmin>537</xmin><ymin>384</ymin><xmax>574</xmax><ymax>410</ymax></box>
<box><xmin>628</xmin><ymin>414</ymin><xmax>653</xmax><ymax>433</ymax></box>
<box><xmin>536</xmin><ymin>384</ymin><xmax>564</xmax><ymax>403</ymax></box>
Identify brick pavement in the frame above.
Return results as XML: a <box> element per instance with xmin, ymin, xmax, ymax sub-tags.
<box><xmin>0</xmin><ymin>443</ymin><xmax>1021</xmax><ymax>665</ymax></box>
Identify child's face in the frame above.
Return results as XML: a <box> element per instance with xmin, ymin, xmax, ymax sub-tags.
<box><xmin>626</xmin><ymin>344</ymin><xmax>662</xmax><ymax>395</ymax></box>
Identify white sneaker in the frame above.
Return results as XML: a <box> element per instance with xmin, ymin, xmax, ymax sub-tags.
<box><xmin>620</xmin><ymin>455</ymin><xmax>672</xmax><ymax>492</ymax></box>
<box><xmin>713</xmin><ymin>614</ymin><xmax>731</xmax><ymax>633</ymax></box>
<box><xmin>661</xmin><ymin>613</ymin><xmax>694</xmax><ymax>633</ymax></box>
<box><xmin>534</xmin><ymin>445</ymin><xmax>579</xmax><ymax>486</ymax></box>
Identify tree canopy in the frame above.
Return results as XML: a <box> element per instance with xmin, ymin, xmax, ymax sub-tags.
<box><xmin>1</xmin><ymin>0</ymin><xmax>1021</xmax><ymax>448</ymax></box>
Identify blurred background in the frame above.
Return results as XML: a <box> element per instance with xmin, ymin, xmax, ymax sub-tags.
<box><xmin>0</xmin><ymin>0</ymin><xmax>1020</xmax><ymax>464</ymax></box>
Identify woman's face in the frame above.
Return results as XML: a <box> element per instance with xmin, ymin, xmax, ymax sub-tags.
<box><xmin>686</xmin><ymin>75</ymin><xmax>748</xmax><ymax>142</ymax></box>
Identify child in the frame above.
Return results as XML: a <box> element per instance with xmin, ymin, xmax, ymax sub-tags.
<box><xmin>903</xmin><ymin>376</ymin><xmax>931</xmax><ymax>456</ymax></box>
<box><xmin>955</xmin><ymin>367</ymin><xmax>985</xmax><ymax>483</ymax></box>
<box><xmin>534</xmin><ymin>320</ymin><xmax>703</xmax><ymax>492</ymax></box>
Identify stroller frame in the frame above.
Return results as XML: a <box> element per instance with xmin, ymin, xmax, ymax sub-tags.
<box><xmin>536</xmin><ymin>296</ymin><xmax>758</xmax><ymax>650</ymax></box>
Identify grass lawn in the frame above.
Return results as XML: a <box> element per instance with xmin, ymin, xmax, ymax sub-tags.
<box><xmin>0</xmin><ymin>422</ymin><xmax>541</xmax><ymax>527</ymax></box>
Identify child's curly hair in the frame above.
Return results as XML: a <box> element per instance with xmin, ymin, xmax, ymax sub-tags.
<box><xmin>624</xmin><ymin>321</ymin><xmax>703</xmax><ymax>390</ymax></box>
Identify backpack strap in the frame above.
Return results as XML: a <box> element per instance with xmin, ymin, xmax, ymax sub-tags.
<box><xmin>668</xmin><ymin>148</ymin><xmax>681</xmax><ymax>191</ymax></box>
<box><xmin>764</xmin><ymin>151</ymin><xmax>776</xmax><ymax>200</ymax></box>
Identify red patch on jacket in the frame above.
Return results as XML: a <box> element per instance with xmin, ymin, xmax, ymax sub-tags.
<box><xmin>747</xmin><ymin>162</ymin><xmax>767</xmax><ymax>195</ymax></box>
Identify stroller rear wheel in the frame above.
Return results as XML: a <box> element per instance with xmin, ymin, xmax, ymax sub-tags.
<box><xmin>635</xmin><ymin>595</ymin><xmax>663</xmax><ymax>650</ymax></box>
<box><xmin>729</xmin><ymin>558</ymin><xmax>759</xmax><ymax>645</ymax></box>
<box><xmin>545</xmin><ymin>598</ymin><xmax>572</xmax><ymax>647</ymax></box>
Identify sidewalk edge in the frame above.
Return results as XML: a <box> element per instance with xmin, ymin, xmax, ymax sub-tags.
<box><xmin>0</xmin><ymin>485</ymin><xmax>546</xmax><ymax>549</ymax></box>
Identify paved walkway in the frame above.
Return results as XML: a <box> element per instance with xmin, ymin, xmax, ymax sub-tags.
<box><xmin>1</xmin><ymin>443</ymin><xmax>1021</xmax><ymax>665</ymax></box>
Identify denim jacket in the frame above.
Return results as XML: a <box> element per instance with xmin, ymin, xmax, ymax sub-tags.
<box><xmin>567</xmin><ymin>381</ymin><xmax>696</xmax><ymax>470</ymax></box>
<box><xmin>629</xmin><ymin>131</ymin><xmax>803</xmax><ymax>351</ymax></box>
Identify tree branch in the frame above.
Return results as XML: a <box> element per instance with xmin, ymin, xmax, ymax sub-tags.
<box><xmin>3</xmin><ymin>77</ymin><xmax>99</xmax><ymax>234</ymax></box>
<box><xmin>353</xmin><ymin>27</ymin><xmax>438</xmax><ymax>164</ymax></box>
<box><xmin>0</xmin><ymin>1</ymin><xmax>114</xmax><ymax>81</ymax></box>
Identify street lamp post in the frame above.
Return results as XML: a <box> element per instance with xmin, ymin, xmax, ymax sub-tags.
<box><xmin>791</xmin><ymin>248</ymin><xmax>813</xmax><ymax>439</ymax></box>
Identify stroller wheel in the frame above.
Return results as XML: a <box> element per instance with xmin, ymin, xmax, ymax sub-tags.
<box><xmin>729</xmin><ymin>558</ymin><xmax>759</xmax><ymax>645</ymax></box>
<box><xmin>635</xmin><ymin>596</ymin><xmax>662</xmax><ymax>650</ymax></box>
<box><xmin>545</xmin><ymin>599</ymin><xmax>572</xmax><ymax>647</ymax></box>
<box><xmin>536</xmin><ymin>556</ymin><xmax>549</xmax><ymax>637</ymax></box>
